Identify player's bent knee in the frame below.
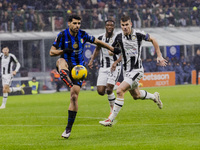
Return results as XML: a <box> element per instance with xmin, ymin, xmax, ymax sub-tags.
<box><xmin>3</xmin><ymin>89</ymin><xmax>7</xmax><ymax>93</ymax></box>
<box><xmin>116</xmin><ymin>88</ymin><xmax>124</xmax><ymax>97</ymax></box>
<box><xmin>97</xmin><ymin>90</ymin><xmax>105</xmax><ymax>96</ymax></box>
<box><xmin>106</xmin><ymin>89</ymin><xmax>113</xmax><ymax>95</ymax></box>
<box><xmin>56</xmin><ymin>58</ymin><xmax>66</xmax><ymax>66</ymax></box>
<box><xmin>3</xmin><ymin>87</ymin><xmax>9</xmax><ymax>93</ymax></box>
<box><xmin>132</xmin><ymin>95</ymin><xmax>140</xmax><ymax>100</ymax></box>
<box><xmin>71</xmin><ymin>94</ymin><xmax>78</xmax><ymax>101</ymax></box>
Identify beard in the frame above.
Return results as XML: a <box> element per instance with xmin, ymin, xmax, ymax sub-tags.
<box><xmin>71</xmin><ymin>27</ymin><xmax>79</xmax><ymax>33</ymax></box>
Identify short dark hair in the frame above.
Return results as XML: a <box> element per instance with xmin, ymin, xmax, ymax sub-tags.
<box><xmin>68</xmin><ymin>15</ymin><xmax>81</xmax><ymax>22</ymax></box>
<box><xmin>1</xmin><ymin>45</ymin><xmax>8</xmax><ymax>50</ymax></box>
<box><xmin>121</xmin><ymin>15</ymin><xmax>131</xmax><ymax>22</ymax></box>
<box><xmin>105</xmin><ymin>19</ymin><xmax>115</xmax><ymax>24</ymax></box>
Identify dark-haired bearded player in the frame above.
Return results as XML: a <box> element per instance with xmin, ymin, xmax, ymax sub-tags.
<box><xmin>50</xmin><ymin>15</ymin><xmax>121</xmax><ymax>138</ymax></box>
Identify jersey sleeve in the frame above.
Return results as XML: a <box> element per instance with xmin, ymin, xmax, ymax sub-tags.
<box><xmin>11</xmin><ymin>54</ymin><xmax>21</xmax><ymax>72</ymax></box>
<box><xmin>112</xmin><ymin>33</ymin><xmax>122</xmax><ymax>47</ymax></box>
<box><xmin>143</xmin><ymin>33</ymin><xmax>150</xmax><ymax>41</ymax></box>
<box><xmin>98</xmin><ymin>35</ymin><xmax>103</xmax><ymax>40</ymax></box>
<box><xmin>84</xmin><ymin>32</ymin><xmax>95</xmax><ymax>43</ymax></box>
<box><xmin>52</xmin><ymin>31</ymin><xmax>63</xmax><ymax>49</ymax></box>
<box><xmin>136</xmin><ymin>30</ymin><xmax>150</xmax><ymax>41</ymax></box>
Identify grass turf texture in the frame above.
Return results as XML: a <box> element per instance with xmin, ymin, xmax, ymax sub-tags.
<box><xmin>0</xmin><ymin>85</ymin><xmax>199</xmax><ymax>150</ymax></box>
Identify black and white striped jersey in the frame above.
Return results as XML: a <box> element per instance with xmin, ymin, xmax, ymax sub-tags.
<box><xmin>112</xmin><ymin>29</ymin><xmax>150</xmax><ymax>71</ymax></box>
<box><xmin>0</xmin><ymin>53</ymin><xmax>20</xmax><ymax>75</ymax></box>
<box><xmin>98</xmin><ymin>32</ymin><xmax>121</xmax><ymax>68</ymax></box>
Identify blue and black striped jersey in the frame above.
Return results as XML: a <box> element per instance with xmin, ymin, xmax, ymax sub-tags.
<box><xmin>53</xmin><ymin>28</ymin><xmax>95</xmax><ymax>66</ymax></box>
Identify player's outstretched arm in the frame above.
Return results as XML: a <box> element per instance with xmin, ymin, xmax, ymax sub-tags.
<box><xmin>88</xmin><ymin>46</ymin><xmax>100</xmax><ymax>69</ymax></box>
<box><xmin>94</xmin><ymin>38</ymin><xmax>121</xmax><ymax>54</ymax></box>
<box><xmin>49</xmin><ymin>46</ymin><xmax>63</xmax><ymax>56</ymax></box>
<box><xmin>149</xmin><ymin>36</ymin><xmax>167</xmax><ymax>67</ymax></box>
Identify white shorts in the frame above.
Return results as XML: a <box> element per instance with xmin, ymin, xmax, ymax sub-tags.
<box><xmin>97</xmin><ymin>66</ymin><xmax>121</xmax><ymax>86</ymax></box>
<box><xmin>2</xmin><ymin>74</ymin><xmax>13</xmax><ymax>86</ymax></box>
<box><xmin>123</xmin><ymin>68</ymin><xmax>144</xmax><ymax>89</ymax></box>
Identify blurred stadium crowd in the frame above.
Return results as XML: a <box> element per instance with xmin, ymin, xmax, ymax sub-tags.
<box><xmin>0</xmin><ymin>0</ymin><xmax>200</xmax><ymax>90</ymax></box>
<box><xmin>0</xmin><ymin>0</ymin><xmax>200</xmax><ymax>32</ymax></box>
<box><xmin>142</xmin><ymin>56</ymin><xmax>194</xmax><ymax>84</ymax></box>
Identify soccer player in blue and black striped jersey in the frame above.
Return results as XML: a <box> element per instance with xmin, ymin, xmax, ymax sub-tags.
<box><xmin>49</xmin><ymin>15</ymin><xmax>121</xmax><ymax>139</ymax></box>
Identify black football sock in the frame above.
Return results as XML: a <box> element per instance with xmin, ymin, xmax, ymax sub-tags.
<box><xmin>66</xmin><ymin>110</ymin><xmax>77</xmax><ymax>131</ymax></box>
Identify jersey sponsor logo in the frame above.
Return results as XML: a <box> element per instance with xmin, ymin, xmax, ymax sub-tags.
<box><xmin>74</xmin><ymin>49</ymin><xmax>81</xmax><ymax>54</ymax></box>
<box><xmin>65</xmin><ymin>41</ymin><xmax>71</xmax><ymax>43</ymax></box>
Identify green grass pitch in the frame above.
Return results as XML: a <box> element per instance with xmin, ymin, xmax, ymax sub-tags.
<box><xmin>0</xmin><ymin>85</ymin><xmax>199</xmax><ymax>150</ymax></box>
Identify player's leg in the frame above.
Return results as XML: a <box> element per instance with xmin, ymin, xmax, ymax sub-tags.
<box><xmin>97</xmin><ymin>68</ymin><xmax>115</xmax><ymax>116</ymax></box>
<box><xmin>97</xmin><ymin>86</ymin><xmax>107</xmax><ymax>96</ymax></box>
<box><xmin>96</xmin><ymin>67</ymin><xmax>108</xmax><ymax>96</ymax></box>
<box><xmin>1</xmin><ymin>76</ymin><xmax>13</xmax><ymax>109</ymax></box>
<box><xmin>106</xmin><ymin>83</ymin><xmax>115</xmax><ymax>113</ymax></box>
<box><xmin>99</xmin><ymin>81</ymin><xmax>130</xmax><ymax>126</ymax></box>
<box><xmin>106</xmin><ymin>66</ymin><xmax>121</xmax><ymax>114</ymax></box>
<box><xmin>109</xmin><ymin>81</ymin><xmax>129</xmax><ymax>120</ymax></box>
<box><xmin>100</xmin><ymin>69</ymin><xmax>143</xmax><ymax>126</ymax></box>
<box><xmin>56</xmin><ymin>58</ymin><xmax>73</xmax><ymax>88</ymax></box>
<box><xmin>129</xmin><ymin>86</ymin><xmax>163</xmax><ymax>109</ymax></box>
<box><xmin>9</xmin><ymin>86</ymin><xmax>24</xmax><ymax>94</ymax></box>
<box><xmin>0</xmin><ymin>85</ymin><xmax>9</xmax><ymax>109</ymax></box>
<box><xmin>62</xmin><ymin>85</ymin><xmax>80</xmax><ymax>139</ymax></box>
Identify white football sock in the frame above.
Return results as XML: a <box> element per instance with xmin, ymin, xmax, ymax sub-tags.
<box><xmin>2</xmin><ymin>93</ymin><xmax>8</xmax><ymax>106</ymax></box>
<box><xmin>109</xmin><ymin>98</ymin><xmax>124</xmax><ymax>122</ymax></box>
<box><xmin>107</xmin><ymin>93</ymin><xmax>115</xmax><ymax>112</ymax></box>
<box><xmin>139</xmin><ymin>90</ymin><xmax>155</xmax><ymax>100</ymax></box>
<box><xmin>9</xmin><ymin>87</ymin><xmax>21</xmax><ymax>93</ymax></box>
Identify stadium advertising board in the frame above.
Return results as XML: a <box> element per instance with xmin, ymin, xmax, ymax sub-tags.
<box><xmin>191</xmin><ymin>70</ymin><xmax>200</xmax><ymax>84</ymax></box>
<box><xmin>140</xmin><ymin>72</ymin><xmax>175</xmax><ymax>87</ymax></box>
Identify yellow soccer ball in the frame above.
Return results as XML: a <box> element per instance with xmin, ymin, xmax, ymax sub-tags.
<box><xmin>71</xmin><ymin>65</ymin><xmax>87</xmax><ymax>80</ymax></box>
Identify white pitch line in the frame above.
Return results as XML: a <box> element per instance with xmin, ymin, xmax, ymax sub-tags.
<box><xmin>0</xmin><ymin>123</ymin><xmax>200</xmax><ymax>127</ymax></box>
<box><xmin>0</xmin><ymin>116</ymin><xmax>106</xmax><ymax>120</ymax></box>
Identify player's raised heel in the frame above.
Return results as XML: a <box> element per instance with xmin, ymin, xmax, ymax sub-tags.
<box><xmin>61</xmin><ymin>129</ymin><xmax>71</xmax><ymax>139</ymax></box>
<box><xmin>99</xmin><ymin>119</ymin><xmax>112</xmax><ymax>127</ymax></box>
<box><xmin>153</xmin><ymin>92</ymin><xmax>163</xmax><ymax>109</ymax></box>
<box><xmin>59</xmin><ymin>69</ymin><xmax>73</xmax><ymax>88</ymax></box>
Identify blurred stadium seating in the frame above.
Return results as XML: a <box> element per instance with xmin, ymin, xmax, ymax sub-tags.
<box><xmin>0</xmin><ymin>0</ymin><xmax>200</xmax><ymax>90</ymax></box>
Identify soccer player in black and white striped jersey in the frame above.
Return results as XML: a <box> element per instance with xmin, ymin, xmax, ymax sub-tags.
<box><xmin>99</xmin><ymin>15</ymin><xmax>167</xmax><ymax>126</ymax></box>
<box><xmin>0</xmin><ymin>46</ymin><xmax>24</xmax><ymax>109</ymax></box>
<box><xmin>88</xmin><ymin>20</ymin><xmax>122</xmax><ymax>118</ymax></box>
